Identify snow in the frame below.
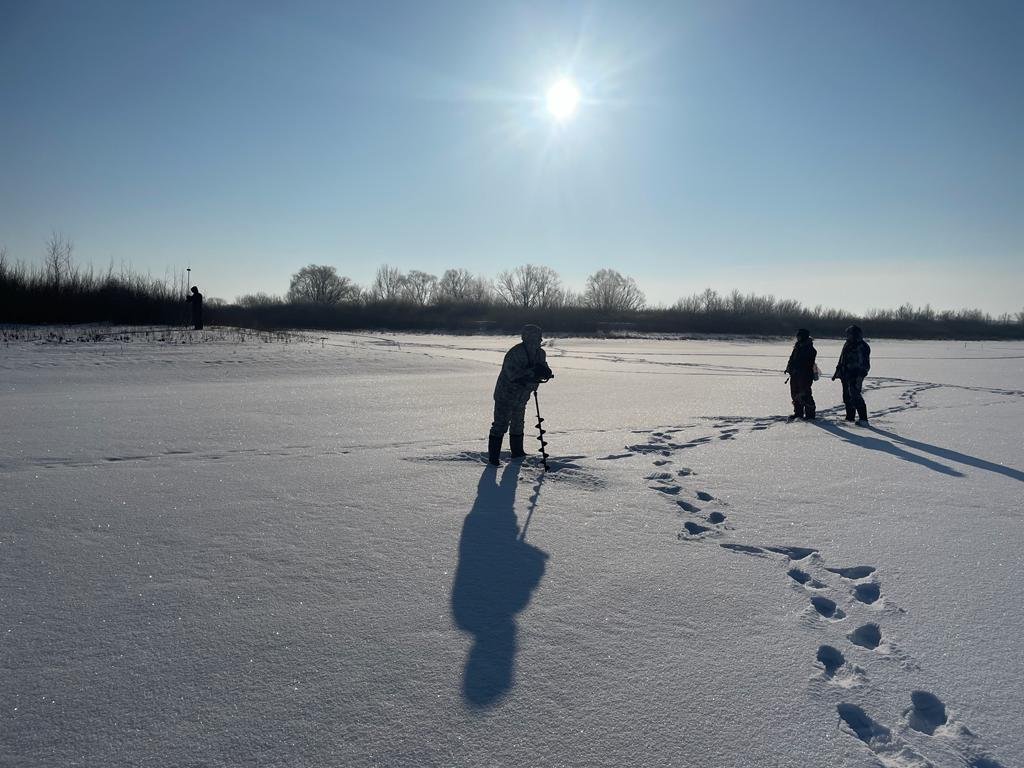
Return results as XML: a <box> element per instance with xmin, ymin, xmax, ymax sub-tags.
<box><xmin>2</xmin><ymin>328</ymin><xmax>1022</xmax><ymax>767</ymax></box>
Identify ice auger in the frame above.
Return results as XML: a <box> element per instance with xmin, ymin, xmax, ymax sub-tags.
<box><xmin>533</xmin><ymin>389</ymin><xmax>550</xmax><ymax>472</ymax></box>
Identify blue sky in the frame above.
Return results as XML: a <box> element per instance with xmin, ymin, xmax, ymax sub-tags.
<box><xmin>1</xmin><ymin>0</ymin><xmax>1021</xmax><ymax>314</ymax></box>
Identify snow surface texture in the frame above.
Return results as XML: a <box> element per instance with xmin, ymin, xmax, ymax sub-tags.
<box><xmin>2</xmin><ymin>328</ymin><xmax>1022</xmax><ymax>768</ymax></box>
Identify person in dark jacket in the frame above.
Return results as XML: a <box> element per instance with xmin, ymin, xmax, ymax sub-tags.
<box><xmin>488</xmin><ymin>325</ymin><xmax>554</xmax><ymax>465</ymax></box>
<box><xmin>186</xmin><ymin>286</ymin><xmax>204</xmax><ymax>330</ymax></box>
<box><xmin>785</xmin><ymin>328</ymin><xmax>817</xmax><ymax>420</ymax></box>
<box><xmin>833</xmin><ymin>324</ymin><xmax>871</xmax><ymax>423</ymax></box>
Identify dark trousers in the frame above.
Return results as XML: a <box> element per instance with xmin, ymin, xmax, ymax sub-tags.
<box><xmin>841</xmin><ymin>375</ymin><xmax>867</xmax><ymax>420</ymax></box>
<box><xmin>789</xmin><ymin>374</ymin><xmax>815</xmax><ymax>418</ymax></box>
<box><xmin>489</xmin><ymin>394</ymin><xmax>528</xmax><ymax>437</ymax></box>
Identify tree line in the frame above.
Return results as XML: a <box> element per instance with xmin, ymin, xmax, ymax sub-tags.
<box><xmin>2</xmin><ymin>239</ymin><xmax>1022</xmax><ymax>339</ymax></box>
<box><xmin>239</xmin><ymin>263</ymin><xmax>645</xmax><ymax>313</ymax></box>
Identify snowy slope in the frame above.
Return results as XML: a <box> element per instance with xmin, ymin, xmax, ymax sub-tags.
<box><xmin>2</xmin><ymin>329</ymin><xmax>1021</xmax><ymax>767</ymax></box>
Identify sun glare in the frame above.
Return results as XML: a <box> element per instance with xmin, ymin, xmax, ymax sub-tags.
<box><xmin>546</xmin><ymin>79</ymin><xmax>580</xmax><ymax>121</ymax></box>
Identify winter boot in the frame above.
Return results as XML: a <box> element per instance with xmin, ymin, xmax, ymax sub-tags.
<box><xmin>803</xmin><ymin>407</ymin><xmax>816</xmax><ymax>421</ymax></box>
<box><xmin>488</xmin><ymin>434</ymin><xmax>503</xmax><ymax>466</ymax></box>
<box><xmin>855</xmin><ymin>404</ymin><xmax>868</xmax><ymax>425</ymax></box>
<box><xmin>509</xmin><ymin>433</ymin><xmax>527</xmax><ymax>458</ymax></box>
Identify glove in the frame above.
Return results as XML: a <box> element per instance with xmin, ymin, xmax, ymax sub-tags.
<box><xmin>532</xmin><ymin>362</ymin><xmax>554</xmax><ymax>382</ymax></box>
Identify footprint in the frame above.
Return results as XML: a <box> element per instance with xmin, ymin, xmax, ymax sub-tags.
<box><xmin>905</xmin><ymin>691</ymin><xmax>947</xmax><ymax>735</ymax></box>
<box><xmin>811</xmin><ymin>596</ymin><xmax>846</xmax><ymax>620</ymax></box>
<box><xmin>683</xmin><ymin>521</ymin><xmax>710</xmax><ymax>536</ymax></box>
<box><xmin>854</xmin><ymin>583</ymin><xmax>881</xmax><ymax>604</ymax></box>
<box><xmin>695</xmin><ymin>491</ymin><xmax>714</xmax><ymax>501</ymax></box>
<box><xmin>676</xmin><ymin>500</ymin><xmax>700</xmax><ymax>513</ymax></box>
<box><xmin>788</xmin><ymin>568</ymin><xmax>825</xmax><ymax>589</ymax></box>
<box><xmin>598</xmin><ymin>452</ymin><xmax>635</xmax><ymax>460</ymax></box>
<box><xmin>848</xmin><ymin>623</ymin><xmax>882</xmax><ymax>650</ymax></box>
<box><xmin>720</xmin><ymin>543</ymin><xmax>764</xmax><ymax>556</ymax></box>
<box><xmin>837</xmin><ymin>704</ymin><xmax>932</xmax><ymax>767</ymax></box>
<box><xmin>837</xmin><ymin>703</ymin><xmax>891</xmax><ymax>744</ymax></box>
<box><xmin>707</xmin><ymin>511</ymin><xmax>726</xmax><ymax>524</ymax></box>
<box><xmin>817</xmin><ymin>645</ymin><xmax>845</xmax><ymax>676</ymax></box>
<box><xmin>676</xmin><ymin>467</ymin><xmax>694</xmax><ymax>476</ymax></box>
<box><xmin>645</xmin><ymin>472</ymin><xmax>674</xmax><ymax>481</ymax></box>
<box><xmin>653</xmin><ymin>485</ymin><xmax>682</xmax><ymax>496</ymax></box>
<box><xmin>766</xmin><ymin>546</ymin><xmax>817</xmax><ymax>560</ymax></box>
<box><xmin>652</xmin><ymin>460</ymin><xmax>671</xmax><ymax>466</ymax></box>
<box><xmin>826</xmin><ymin>565</ymin><xmax>876</xmax><ymax>580</ymax></box>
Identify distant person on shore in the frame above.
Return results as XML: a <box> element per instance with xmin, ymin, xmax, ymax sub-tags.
<box><xmin>186</xmin><ymin>286</ymin><xmax>204</xmax><ymax>330</ymax></box>
<box><xmin>833</xmin><ymin>324</ymin><xmax>871</xmax><ymax>423</ymax></box>
<box><xmin>785</xmin><ymin>328</ymin><xmax>818</xmax><ymax>420</ymax></box>
<box><xmin>488</xmin><ymin>325</ymin><xmax>554</xmax><ymax>466</ymax></box>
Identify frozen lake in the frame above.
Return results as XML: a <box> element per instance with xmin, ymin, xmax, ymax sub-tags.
<box><xmin>2</xmin><ymin>329</ymin><xmax>1022</xmax><ymax>767</ymax></box>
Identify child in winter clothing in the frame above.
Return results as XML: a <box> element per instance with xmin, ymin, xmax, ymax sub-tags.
<box><xmin>785</xmin><ymin>329</ymin><xmax>817</xmax><ymax>420</ymax></box>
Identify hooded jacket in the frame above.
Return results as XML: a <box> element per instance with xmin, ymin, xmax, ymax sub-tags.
<box><xmin>834</xmin><ymin>338</ymin><xmax>871</xmax><ymax>379</ymax></box>
<box><xmin>785</xmin><ymin>338</ymin><xmax>817</xmax><ymax>377</ymax></box>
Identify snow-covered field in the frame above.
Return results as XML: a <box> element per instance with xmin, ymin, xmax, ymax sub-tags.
<box><xmin>2</xmin><ymin>328</ymin><xmax>1021</xmax><ymax>768</ymax></box>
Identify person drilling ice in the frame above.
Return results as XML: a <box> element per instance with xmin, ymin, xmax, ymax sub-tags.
<box><xmin>488</xmin><ymin>325</ymin><xmax>554</xmax><ymax>466</ymax></box>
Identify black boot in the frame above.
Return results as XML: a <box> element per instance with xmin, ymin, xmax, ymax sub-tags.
<box><xmin>856</xmin><ymin>404</ymin><xmax>868</xmax><ymax>424</ymax></box>
<box><xmin>488</xmin><ymin>434</ymin><xmax>503</xmax><ymax>466</ymax></box>
<box><xmin>803</xmin><ymin>395</ymin><xmax>816</xmax><ymax>420</ymax></box>
<box><xmin>509</xmin><ymin>433</ymin><xmax>526</xmax><ymax>458</ymax></box>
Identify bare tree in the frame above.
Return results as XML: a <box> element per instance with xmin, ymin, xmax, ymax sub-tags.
<box><xmin>436</xmin><ymin>268</ymin><xmax>472</xmax><ymax>303</ymax></box>
<box><xmin>0</xmin><ymin>246</ymin><xmax>8</xmax><ymax>279</ymax></box>
<box><xmin>465</xmin><ymin>274</ymin><xmax>494</xmax><ymax>304</ymax></box>
<box><xmin>44</xmin><ymin>232</ymin><xmax>74</xmax><ymax>289</ymax></box>
<box><xmin>727</xmin><ymin>289</ymin><xmax>745</xmax><ymax>315</ymax></box>
<box><xmin>287</xmin><ymin>264</ymin><xmax>359</xmax><ymax>304</ymax></box>
<box><xmin>698</xmin><ymin>288</ymin><xmax>723</xmax><ymax>313</ymax></box>
<box><xmin>775</xmin><ymin>298</ymin><xmax>802</xmax><ymax>316</ymax></box>
<box><xmin>582</xmin><ymin>268</ymin><xmax>646</xmax><ymax>312</ymax></box>
<box><xmin>401</xmin><ymin>270</ymin><xmax>438</xmax><ymax>306</ymax></box>
<box><xmin>435</xmin><ymin>268</ymin><xmax>493</xmax><ymax>304</ymax></box>
<box><xmin>236</xmin><ymin>292</ymin><xmax>284</xmax><ymax>307</ymax></box>
<box><xmin>494</xmin><ymin>264</ymin><xmax>563</xmax><ymax>308</ymax></box>
<box><xmin>369</xmin><ymin>264</ymin><xmax>405</xmax><ymax>302</ymax></box>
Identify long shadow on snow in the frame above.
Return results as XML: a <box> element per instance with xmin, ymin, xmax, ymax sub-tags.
<box><xmin>812</xmin><ymin>422</ymin><xmax>965</xmax><ymax>478</ymax></box>
<box><xmin>866</xmin><ymin>426</ymin><xmax>1024</xmax><ymax>483</ymax></box>
<box><xmin>450</xmin><ymin>463</ymin><xmax>549</xmax><ymax>709</ymax></box>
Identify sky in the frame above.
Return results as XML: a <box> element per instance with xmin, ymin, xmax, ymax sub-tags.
<box><xmin>1</xmin><ymin>0</ymin><xmax>1022</xmax><ymax>314</ymax></box>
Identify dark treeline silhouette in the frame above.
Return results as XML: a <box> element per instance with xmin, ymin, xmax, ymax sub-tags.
<box><xmin>3</xmin><ymin>246</ymin><xmax>1022</xmax><ymax>339</ymax></box>
<box><xmin>1</xmin><ymin>237</ymin><xmax>189</xmax><ymax>326</ymax></box>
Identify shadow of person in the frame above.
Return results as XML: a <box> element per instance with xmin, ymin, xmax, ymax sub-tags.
<box><xmin>812</xmin><ymin>421</ymin><xmax>965</xmax><ymax>478</ymax></box>
<box><xmin>450</xmin><ymin>463</ymin><xmax>549</xmax><ymax>709</ymax></box>
<box><xmin>866</xmin><ymin>425</ymin><xmax>1024</xmax><ymax>483</ymax></box>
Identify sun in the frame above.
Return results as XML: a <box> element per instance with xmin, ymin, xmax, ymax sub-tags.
<box><xmin>545</xmin><ymin>78</ymin><xmax>580</xmax><ymax>121</ymax></box>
